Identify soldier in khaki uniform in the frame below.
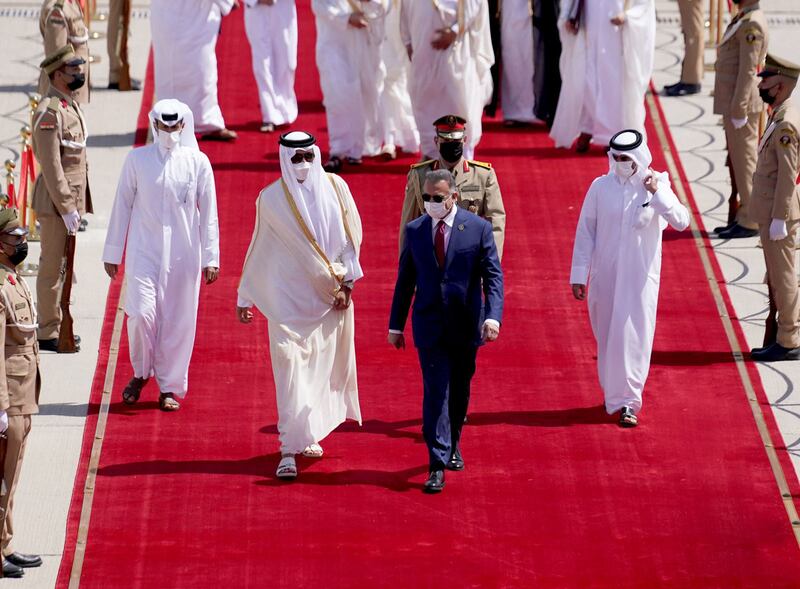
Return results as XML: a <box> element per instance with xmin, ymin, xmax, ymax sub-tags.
<box><xmin>0</xmin><ymin>209</ymin><xmax>42</xmax><ymax>579</ymax></box>
<box><xmin>106</xmin><ymin>0</ymin><xmax>141</xmax><ymax>91</ymax></box>
<box><xmin>38</xmin><ymin>0</ymin><xmax>90</xmax><ymax>104</ymax></box>
<box><xmin>749</xmin><ymin>55</ymin><xmax>800</xmax><ymax>362</ymax></box>
<box><xmin>713</xmin><ymin>0</ymin><xmax>768</xmax><ymax>239</ymax></box>
<box><xmin>31</xmin><ymin>45</ymin><xmax>92</xmax><ymax>353</ymax></box>
<box><xmin>663</xmin><ymin>0</ymin><xmax>704</xmax><ymax>96</ymax></box>
<box><xmin>399</xmin><ymin>115</ymin><xmax>506</xmax><ymax>259</ymax></box>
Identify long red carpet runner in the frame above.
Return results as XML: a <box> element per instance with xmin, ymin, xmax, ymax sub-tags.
<box><xmin>56</xmin><ymin>2</ymin><xmax>800</xmax><ymax>587</ymax></box>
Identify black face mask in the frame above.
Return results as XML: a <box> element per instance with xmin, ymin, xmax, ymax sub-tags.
<box><xmin>439</xmin><ymin>141</ymin><xmax>463</xmax><ymax>163</ymax></box>
<box><xmin>759</xmin><ymin>87</ymin><xmax>777</xmax><ymax>105</ymax></box>
<box><xmin>66</xmin><ymin>73</ymin><xmax>86</xmax><ymax>91</ymax></box>
<box><xmin>7</xmin><ymin>242</ymin><xmax>27</xmax><ymax>266</ymax></box>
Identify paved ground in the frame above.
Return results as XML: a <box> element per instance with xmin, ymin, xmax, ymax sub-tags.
<box><xmin>0</xmin><ymin>0</ymin><xmax>798</xmax><ymax>586</ymax></box>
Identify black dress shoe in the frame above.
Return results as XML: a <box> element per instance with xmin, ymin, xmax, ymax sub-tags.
<box><xmin>423</xmin><ymin>470</ymin><xmax>445</xmax><ymax>493</ymax></box>
<box><xmin>713</xmin><ymin>222</ymin><xmax>735</xmax><ymax>234</ymax></box>
<box><xmin>38</xmin><ymin>335</ymin><xmax>81</xmax><ymax>353</ymax></box>
<box><xmin>108</xmin><ymin>78</ymin><xmax>142</xmax><ymax>91</ymax></box>
<box><xmin>5</xmin><ymin>552</ymin><xmax>42</xmax><ymax>568</ymax></box>
<box><xmin>2</xmin><ymin>559</ymin><xmax>24</xmax><ymax>577</ymax></box>
<box><xmin>446</xmin><ymin>446</ymin><xmax>464</xmax><ymax>471</ymax></box>
<box><xmin>717</xmin><ymin>223</ymin><xmax>758</xmax><ymax>239</ymax></box>
<box><xmin>663</xmin><ymin>82</ymin><xmax>701</xmax><ymax>97</ymax></box>
<box><xmin>751</xmin><ymin>342</ymin><xmax>800</xmax><ymax>362</ymax></box>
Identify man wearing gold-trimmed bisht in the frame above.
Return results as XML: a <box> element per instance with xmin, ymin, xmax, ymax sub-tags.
<box><xmin>236</xmin><ymin>131</ymin><xmax>363</xmax><ymax>480</ymax></box>
<box><xmin>399</xmin><ymin>115</ymin><xmax>506</xmax><ymax>258</ymax></box>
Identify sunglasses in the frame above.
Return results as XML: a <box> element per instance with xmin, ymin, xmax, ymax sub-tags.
<box><xmin>421</xmin><ymin>193</ymin><xmax>450</xmax><ymax>203</ymax></box>
<box><xmin>291</xmin><ymin>151</ymin><xmax>315</xmax><ymax>164</ymax></box>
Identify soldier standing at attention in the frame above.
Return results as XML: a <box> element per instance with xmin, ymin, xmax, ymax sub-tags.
<box><xmin>0</xmin><ymin>209</ymin><xmax>42</xmax><ymax>579</ymax></box>
<box><xmin>107</xmin><ymin>0</ymin><xmax>142</xmax><ymax>91</ymax></box>
<box><xmin>38</xmin><ymin>0</ymin><xmax>90</xmax><ymax>104</ymax></box>
<box><xmin>750</xmin><ymin>55</ymin><xmax>800</xmax><ymax>362</ymax></box>
<box><xmin>663</xmin><ymin>0</ymin><xmax>704</xmax><ymax>97</ymax></box>
<box><xmin>713</xmin><ymin>0</ymin><xmax>768</xmax><ymax>239</ymax></box>
<box><xmin>31</xmin><ymin>45</ymin><xmax>92</xmax><ymax>353</ymax></box>
<box><xmin>399</xmin><ymin>115</ymin><xmax>506</xmax><ymax>259</ymax></box>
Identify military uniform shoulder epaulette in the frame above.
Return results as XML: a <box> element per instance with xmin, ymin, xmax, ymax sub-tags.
<box><xmin>47</xmin><ymin>96</ymin><xmax>61</xmax><ymax>111</ymax></box>
<box><xmin>468</xmin><ymin>160</ymin><xmax>492</xmax><ymax>170</ymax></box>
<box><xmin>410</xmin><ymin>159</ymin><xmax>435</xmax><ymax>169</ymax></box>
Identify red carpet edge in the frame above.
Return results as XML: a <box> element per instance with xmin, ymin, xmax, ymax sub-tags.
<box><xmin>646</xmin><ymin>84</ymin><xmax>800</xmax><ymax>542</ymax></box>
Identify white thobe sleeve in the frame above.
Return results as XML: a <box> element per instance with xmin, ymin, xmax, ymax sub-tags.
<box><xmin>102</xmin><ymin>152</ymin><xmax>137</xmax><ymax>265</ymax></box>
<box><xmin>569</xmin><ymin>182</ymin><xmax>598</xmax><ymax>285</ymax></box>
<box><xmin>311</xmin><ymin>0</ymin><xmax>352</xmax><ymax>31</ymax></box>
<box><xmin>648</xmin><ymin>176</ymin><xmax>691</xmax><ymax>231</ymax></box>
<box><xmin>197</xmin><ymin>155</ymin><xmax>221</xmax><ymax>268</ymax></box>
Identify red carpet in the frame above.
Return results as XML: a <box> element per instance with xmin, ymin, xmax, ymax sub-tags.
<box><xmin>57</xmin><ymin>3</ymin><xmax>800</xmax><ymax>587</ymax></box>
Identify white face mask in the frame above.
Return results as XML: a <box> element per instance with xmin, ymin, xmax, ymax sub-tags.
<box><xmin>157</xmin><ymin>129</ymin><xmax>181</xmax><ymax>150</ymax></box>
<box><xmin>424</xmin><ymin>200</ymin><xmax>449</xmax><ymax>219</ymax></box>
<box><xmin>614</xmin><ymin>160</ymin><xmax>636</xmax><ymax>179</ymax></box>
<box><xmin>293</xmin><ymin>161</ymin><xmax>312</xmax><ymax>182</ymax></box>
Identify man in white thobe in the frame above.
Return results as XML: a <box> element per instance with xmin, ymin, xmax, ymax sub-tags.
<box><xmin>236</xmin><ymin>131</ymin><xmax>363</xmax><ymax>479</ymax></box>
<box><xmin>550</xmin><ymin>0</ymin><xmax>655</xmax><ymax>152</ymax></box>
<box><xmin>379</xmin><ymin>0</ymin><xmax>420</xmax><ymax>159</ymax></box>
<box><xmin>243</xmin><ymin>0</ymin><xmax>298</xmax><ymax>133</ymax></box>
<box><xmin>400</xmin><ymin>0</ymin><xmax>495</xmax><ymax>160</ymax></box>
<box><xmin>569</xmin><ymin>130</ymin><xmax>690</xmax><ymax>426</ymax></box>
<box><xmin>501</xmin><ymin>0</ymin><xmax>537</xmax><ymax>126</ymax></box>
<box><xmin>103</xmin><ymin>99</ymin><xmax>220</xmax><ymax>412</ymax></box>
<box><xmin>150</xmin><ymin>0</ymin><xmax>238</xmax><ymax>141</ymax></box>
<box><xmin>312</xmin><ymin>0</ymin><xmax>389</xmax><ymax>172</ymax></box>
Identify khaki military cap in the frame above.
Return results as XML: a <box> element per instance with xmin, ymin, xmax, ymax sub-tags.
<box><xmin>40</xmin><ymin>44</ymin><xmax>86</xmax><ymax>75</ymax></box>
<box><xmin>0</xmin><ymin>208</ymin><xmax>28</xmax><ymax>236</ymax></box>
<box><xmin>758</xmin><ymin>54</ymin><xmax>800</xmax><ymax>80</ymax></box>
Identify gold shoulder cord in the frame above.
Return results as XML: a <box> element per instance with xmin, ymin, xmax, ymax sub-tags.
<box><xmin>280</xmin><ymin>179</ymin><xmax>343</xmax><ymax>284</ymax></box>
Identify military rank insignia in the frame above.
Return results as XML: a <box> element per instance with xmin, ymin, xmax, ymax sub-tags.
<box><xmin>745</xmin><ymin>30</ymin><xmax>759</xmax><ymax>44</ymax></box>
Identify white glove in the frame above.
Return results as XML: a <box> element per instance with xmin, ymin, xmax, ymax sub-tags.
<box><xmin>61</xmin><ymin>209</ymin><xmax>81</xmax><ymax>233</ymax></box>
<box><xmin>731</xmin><ymin>117</ymin><xmax>748</xmax><ymax>130</ymax></box>
<box><xmin>769</xmin><ymin>218</ymin><xmax>788</xmax><ymax>241</ymax></box>
<box><xmin>0</xmin><ymin>411</ymin><xmax>8</xmax><ymax>434</ymax></box>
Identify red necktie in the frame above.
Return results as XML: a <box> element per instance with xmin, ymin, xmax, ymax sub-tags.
<box><xmin>435</xmin><ymin>220</ymin><xmax>446</xmax><ymax>268</ymax></box>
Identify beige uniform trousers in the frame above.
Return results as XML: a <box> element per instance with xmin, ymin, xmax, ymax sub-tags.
<box><xmin>760</xmin><ymin>220</ymin><xmax>800</xmax><ymax>349</ymax></box>
<box><xmin>36</xmin><ymin>216</ymin><xmax>68</xmax><ymax>340</ymax></box>
<box><xmin>1</xmin><ymin>415</ymin><xmax>32</xmax><ymax>557</ymax></box>
<box><xmin>724</xmin><ymin>112</ymin><xmax>760</xmax><ymax>230</ymax></box>
<box><xmin>106</xmin><ymin>0</ymin><xmax>126</xmax><ymax>84</ymax></box>
<box><xmin>677</xmin><ymin>0</ymin><xmax>705</xmax><ymax>85</ymax></box>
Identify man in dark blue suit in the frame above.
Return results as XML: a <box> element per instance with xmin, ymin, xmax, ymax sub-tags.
<box><xmin>389</xmin><ymin>169</ymin><xmax>504</xmax><ymax>493</ymax></box>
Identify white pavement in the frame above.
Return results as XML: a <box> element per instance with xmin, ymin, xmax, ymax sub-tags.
<box><xmin>0</xmin><ymin>1</ymin><xmax>798</xmax><ymax>587</ymax></box>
